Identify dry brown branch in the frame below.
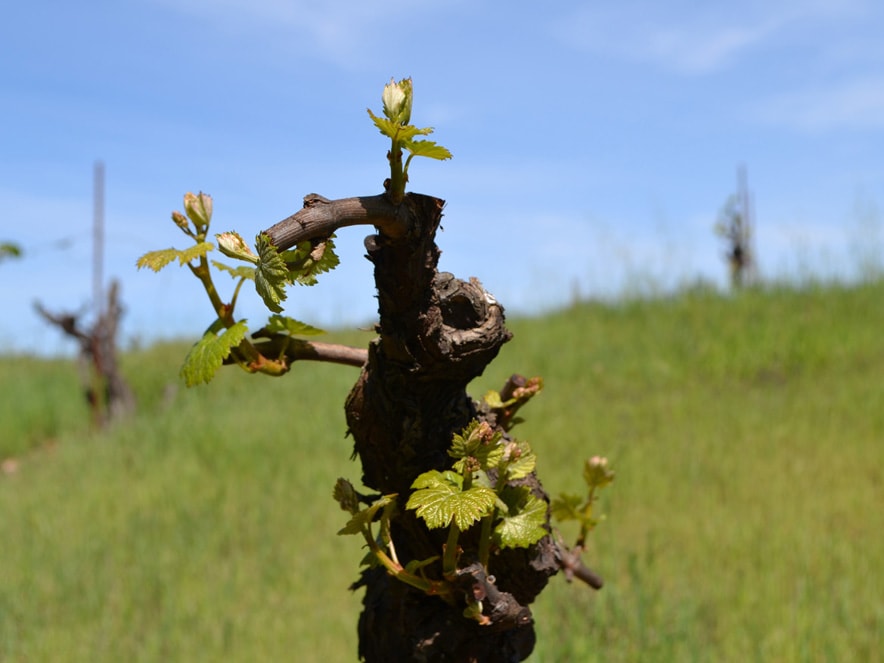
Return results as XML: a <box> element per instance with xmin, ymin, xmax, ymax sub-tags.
<box><xmin>555</xmin><ymin>542</ymin><xmax>605</xmax><ymax>590</ymax></box>
<box><xmin>240</xmin><ymin>334</ymin><xmax>368</xmax><ymax>369</ymax></box>
<box><xmin>264</xmin><ymin>193</ymin><xmax>411</xmax><ymax>250</ymax></box>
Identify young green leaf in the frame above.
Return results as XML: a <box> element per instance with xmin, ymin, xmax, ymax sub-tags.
<box><xmin>411</xmin><ymin>469</ymin><xmax>461</xmax><ymax>491</ymax></box>
<box><xmin>179</xmin><ymin>319</ymin><xmax>249</xmax><ymax>387</ymax></box>
<box><xmin>211</xmin><ymin>261</ymin><xmax>255</xmax><ymax>281</ymax></box>
<box><xmin>136</xmin><ymin>242</ymin><xmax>213</xmax><ymax>272</ymax></box>
<box><xmin>178</xmin><ymin>241</ymin><xmax>214</xmax><ymax>264</ymax></box>
<box><xmin>449</xmin><ymin>421</ymin><xmax>504</xmax><ymax>472</ymax></box>
<box><xmin>263</xmin><ymin>314</ymin><xmax>325</xmax><ymax>337</ymax></box>
<box><xmin>404</xmin><ymin>556</ymin><xmax>441</xmax><ymax>575</ymax></box>
<box><xmin>403</xmin><ymin>139</ymin><xmax>453</xmax><ymax>161</ymax></box>
<box><xmin>136</xmin><ymin>248</ymin><xmax>182</xmax><ymax>272</ymax></box>
<box><xmin>501</xmin><ymin>441</ymin><xmax>537</xmax><ymax>481</ymax></box>
<box><xmin>254</xmin><ymin>233</ymin><xmax>290</xmax><ymax>313</ymax></box>
<box><xmin>550</xmin><ymin>493</ymin><xmax>584</xmax><ymax>523</ymax></box>
<box><xmin>448</xmin><ymin>427</ymin><xmax>473</xmax><ymax>460</ymax></box>
<box><xmin>282</xmin><ymin>237</ymin><xmax>340</xmax><ymax>286</ymax></box>
<box><xmin>338</xmin><ymin>494</ymin><xmax>396</xmax><ymax>536</ymax></box>
<box><xmin>483</xmin><ymin>389</ymin><xmax>518</xmax><ymax>409</ymax></box>
<box><xmin>367</xmin><ymin>110</ymin><xmax>400</xmax><ymax>140</ymax></box>
<box><xmin>407</xmin><ymin>470</ymin><xmax>497</xmax><ymax>531</ymax></box>
<box><xmin>494</xmin><ymin>486</ymin><xmax>548</xmax><ymax>549</ymax></box>
<box><xmin>367</xmin><ymin>111</ymin><xmax>433</xmax><ymax>142</ymax></box>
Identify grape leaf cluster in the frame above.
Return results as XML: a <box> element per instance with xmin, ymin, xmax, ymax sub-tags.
<box><xmin>137</xmin><ymin>192</ymin><xmax>338</xmax><ymax>386</ymax></box>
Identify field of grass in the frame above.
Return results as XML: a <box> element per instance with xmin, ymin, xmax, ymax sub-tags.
<box><xmin>2</xmin><ymin>280</ymin><xmax>882</xmax><ymax>661</ymax></box>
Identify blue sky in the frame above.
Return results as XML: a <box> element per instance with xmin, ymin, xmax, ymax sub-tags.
<box><xmin>2</xmin><ymin>0</ymin><xmax>883</xmax><ymax>354</ymax></box>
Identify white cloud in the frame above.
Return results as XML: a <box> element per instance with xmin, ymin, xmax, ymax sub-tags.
<box><xmin>550</xmin><ymin>0</ymin><xmax>871</xmax><ymax>75</ymax></box>
<box><xmin>637</xmin><ymin>17</ymin><xmax>783</xmax><ymax>75</ymax></box>
<box><xmin>751</xmin><ymin>77</ymin><xmax>884</xmax><ymax>131</ymax></box>
<box><xmin>148</xmin><ymin>0</ymin><xmax>457</xmax><ymax>66</ymax></box>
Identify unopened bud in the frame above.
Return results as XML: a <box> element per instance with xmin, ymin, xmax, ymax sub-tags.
<box><xmin>172</xmin><ymin>210</ymin><xmax>189</xmax><ymax>231</ymax></box>
<box><xmin>583</xmin><ymin>456</ymin><xmax>614</xmax><ymax>489</ymax></box>
<box><xmin>216</xmin><ymin>231</ymin><xmax>258</xmax><ymax>263</ymax></box>
<box><xmin>382</xmin><ymin>77</ymin><xmax>413</xmax><ymax>124</ymax></box>
<box><xmin>475</xmin><ymin>421</ymin><xmax>495</xmax><ymax>443</ymax></box>
<box><xmin>184</xmin><ymin>191</ymin><xmax>213</xmax><ymax>230</ymax></box>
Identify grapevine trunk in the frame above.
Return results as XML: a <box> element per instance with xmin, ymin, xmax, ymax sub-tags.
<box><xmin>343</xmin><ymin>193</ymin><xmax>558</xmax><ymax>662</ymax></box>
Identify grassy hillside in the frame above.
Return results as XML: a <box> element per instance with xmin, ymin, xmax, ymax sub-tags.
<box><xmin>2</xmin><ymin>280</ymin><xmax>882</xmax><ymax>661</ymax></box>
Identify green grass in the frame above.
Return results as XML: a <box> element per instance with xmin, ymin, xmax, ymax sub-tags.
<box><xmin>2</xmin><ymin>281</ymin><xmax>882</xmax><ymax>661</ymax></box>
<box><xmin>0</xmin><ymin>355</ymin><xmax>92</xmax><ymax>458</ymax></box>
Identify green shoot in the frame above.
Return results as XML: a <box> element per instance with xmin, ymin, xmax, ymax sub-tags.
<box><xmin>552</xmin><ymin>456</ymin><xmax>615</xmax><ymax>549</ymax></box>
<box><xmin>407</xmin><ymin>421</ymin><xmax>547</xmax><ymax>582</ymax></box>
<box><xmin>180</xmin><ymin>319</ymin><xmax>250</xmax><ymax>386</ymax></box>
<box><xmin>483</xmin><ymin>376</ymin><xmax>544</xmax><ymax>432</ymax></box>
<box><xmin>333</xmin><ymin>478</ymin><xmax>451</xmax><ymax>601</ymax></box>
<box><xmin>337</xmin><ymin>417</ymin><xmax>559</xmax><ymax>625</ymax></box>
<box><xmin>137</xmin><ymin>192</ymin><xmax>338</xmax><ymax>384</ymax></box>
<box><xmin>368</xmin><ymin>77</ymin><xmax>452</xmax><ymax>203</ymax></box>
<box><xmin>407</xmin><ymin>469</ymin><xmax>497</xmax><ymax>577</ymax></box>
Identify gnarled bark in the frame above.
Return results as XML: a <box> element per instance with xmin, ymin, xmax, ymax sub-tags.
<box><xmin>265</xmin><ymin>192</ymin><xmax>560</xmax><ymax>661</ymax></box>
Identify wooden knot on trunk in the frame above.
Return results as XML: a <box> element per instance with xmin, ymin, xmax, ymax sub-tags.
<box><xmin>428</xmin><ymin>273</ymin><xmax>512</xmax><ymax>382</ymax></box>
